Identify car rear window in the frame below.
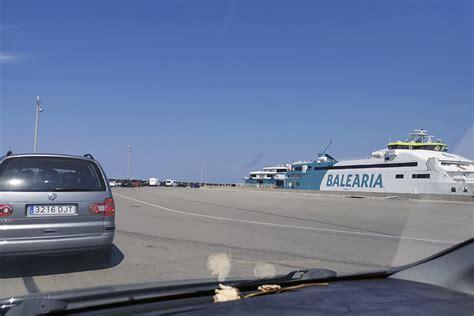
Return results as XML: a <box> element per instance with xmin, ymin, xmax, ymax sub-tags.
<box><xmin>0</xmin><ymin>157</ymin><xmax>106</xmax><ymax>192</ymax></box>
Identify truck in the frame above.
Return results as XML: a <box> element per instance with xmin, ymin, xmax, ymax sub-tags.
<box><xmin>165</xmin><ymin>179</ymin><xmax>177</xmax><ymax>187</ymax></box>
<box><xmin>149</xmin><ymin>178</ymin><xmax>159</xmax><ymax>186</ymax></box>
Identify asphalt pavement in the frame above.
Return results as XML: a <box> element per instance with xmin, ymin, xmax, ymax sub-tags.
<box><xmin>1</xmin><ymin>187</ymin><xmax>472</xmax><ymax>298</ymax></box>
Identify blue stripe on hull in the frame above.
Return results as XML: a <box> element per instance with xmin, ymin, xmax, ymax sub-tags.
<box><xmin>284</xmin><ymin>162</ymin><xmax>335</xmax><ymax>190</ymax></box>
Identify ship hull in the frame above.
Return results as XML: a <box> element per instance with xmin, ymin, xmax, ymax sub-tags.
<box><xmin>284</xmin><ymin>150</ymin><xmax>474</xmax><ymax>196</ymax></box>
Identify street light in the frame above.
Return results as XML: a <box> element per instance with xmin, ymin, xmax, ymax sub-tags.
<box><xmin>127</xmin><ymin>145</ymin><xmax>132</xmax><ymax>180</ymax></box>
<box><xmin>200</xmin><ymin>160</ymin><xmax>206</xmax><ymax>186</ymax></box>
<box><xmin>33</xmin><ymin>96</ymin><xmax>43</xmax><ymax>153</ymax></box>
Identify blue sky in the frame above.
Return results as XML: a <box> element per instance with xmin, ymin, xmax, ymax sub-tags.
<box><xmin>0</xmin><ymin>0</ymin><xmax>472</xmax><ymax>182</ymax></box>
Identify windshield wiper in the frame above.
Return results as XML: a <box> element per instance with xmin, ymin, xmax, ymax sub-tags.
<box><xmin>3</xmin><ymin>298</ymin><xmax>67</xmax><ymax>316</ymax></box>
<box><xmin>1</xmin><ymin>269</ymin><xmax>336</xmax><ymax>315</ymax></box>
<box><xmin>2</xmin><ymin>280</ymin><xmax>221</xmax><ymax>315</ymax></box>
<box><xmin>230</xmin><ymin>268</ymin><xmax>338</xmax><ymax>288</ymax></box>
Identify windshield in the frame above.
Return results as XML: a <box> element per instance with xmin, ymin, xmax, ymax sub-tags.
<box><xmin>0</xmin><ymin>0</ymin><xmax>472</xmax><ymax>301</ymax></box>
<box><xmin>0</xmin><ymin>157</ymin><xmax>106</xmax><ymax>191</ymax></box>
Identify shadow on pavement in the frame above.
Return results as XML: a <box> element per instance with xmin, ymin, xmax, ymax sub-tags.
<box><xmin>0</xmin><ymin>244</ymin><xmax>124</xmax><ymax>279</ymax></box>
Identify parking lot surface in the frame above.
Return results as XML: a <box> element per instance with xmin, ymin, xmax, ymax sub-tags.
<box><xmin>1</xmin><ymin>187</ymin><xmax>472</xmax><ymax>298</ymax></box>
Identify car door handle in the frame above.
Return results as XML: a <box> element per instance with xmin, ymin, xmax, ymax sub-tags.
<box><xmin>44</xmin><ymin>228</ymin><xmax>60</xmax><ymax>234</ymax></box>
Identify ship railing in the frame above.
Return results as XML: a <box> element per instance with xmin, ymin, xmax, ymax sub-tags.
<box><xmin>338</xmin><ymin>156</ymin><xmax>379</xmax><ymax>161</ymax></box>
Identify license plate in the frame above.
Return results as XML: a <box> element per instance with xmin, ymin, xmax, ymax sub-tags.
<box><xmin>27</xmin><ymin>205</ymin><xmax>77</xmax><ymax>216</ymax></box>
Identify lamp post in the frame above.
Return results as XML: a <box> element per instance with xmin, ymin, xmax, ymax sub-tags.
<box><xmin>200</xmin><ymin>160</ymin><xmax>206</xmax><ymax>186</ymax></box>
<box><xmin>33</xmin><ymin>96</ymin><xmax>43</xmax><ymax>153</ymax></box>
<box><xmin>127</xmin><ymin>145</ymin><xmax>132</xmax><ymax>180</ymax></box>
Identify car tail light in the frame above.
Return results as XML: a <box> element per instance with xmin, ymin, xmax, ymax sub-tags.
<box><xmin>88</xmin><ymin>203</ymin><xmax>103</xmax><ymax>214</ymax></box>
<box><xmin>89</xmin><ymin>198</ymin><xmax>115</xmax><ymax>217</ymax></box>
<box><xmin>104</xmin><ymin>198</ymin><xmax>115</xmax><ymax>217</ymax></box>
<box><xmin>0</xmin><ymin>204</ymin><xmax>13</xmax><ymax>217</ymax></box>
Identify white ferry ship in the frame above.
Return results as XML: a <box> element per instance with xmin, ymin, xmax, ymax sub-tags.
<box><xmin>246</xmin><ymin>130</ymin><xmax>474</xmax><ymax>196</ymax></box>
<box><xmin>244</xmin><ymin>165</ymin><xmax>290</xmax><ymax>188</ymax></box>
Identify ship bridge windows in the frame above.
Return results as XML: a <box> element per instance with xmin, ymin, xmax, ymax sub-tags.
<box><xmin>413</xmin><ymin>145</ymin><xmax>444</xmax><ymax>151</ymax></box>
<box><xmin>388</xmin><ymin>144</ymin><xmax>447</xmax><ymax>151</ymax></box>
<box><xmin>412</xmin><ymin>173</ymin><xmax>430</xmax><ymax>179</ymax></box>
<box><xmin>395</xmin><ymin>174</ymin><xmax>404</xmax><ymax>179</ymax></box>
<box><xmin>293</xmin><ymin>166</ymin><xmax>303</xmax><ymax>171</ymax></box>
<box><xmin>388</xmin><ymin>145</ymin><xmax>410</xmax><ymax>150</ymax></box>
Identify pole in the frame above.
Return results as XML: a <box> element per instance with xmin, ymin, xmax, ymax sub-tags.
<box><xmin>200</xmin><ymin>161</ymin><xmax>205</xmax><ymax>186</ymax></box>
<box><xmin>127</xmin><ymin>145</ymin><xmax>132</xmax><ymax>180</ymax></box>
<box><xmin>33</xmin><ymin>96</ymin><xmax>42</xmax><ymax>153</ymax></box>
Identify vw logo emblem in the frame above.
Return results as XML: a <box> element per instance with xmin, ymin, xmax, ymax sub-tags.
<box><xmin>48</xmin><ymin>193</ymin><xmax>58</xmax><ymax>201</ymax></box>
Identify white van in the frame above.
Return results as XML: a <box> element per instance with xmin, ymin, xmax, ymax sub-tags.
<box><xmin>149</xmin><ymin>178</ymin><xmax>159</xmax><ymax>186</ymax></box>
<box><xmin>165</xmin><ymin>179</ymin><xmax>177</xmax><ymax>187</ymax></box>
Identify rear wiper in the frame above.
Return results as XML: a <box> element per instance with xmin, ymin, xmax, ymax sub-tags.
<box><xmin>49</xmin><ymin>187</ymin><xmax>94</xmax><ymax>192</ymax></box>
<box><xmin>230</xmin><ymin>268</ymin><xmax>337</xmax><ymax>288</ymax></box>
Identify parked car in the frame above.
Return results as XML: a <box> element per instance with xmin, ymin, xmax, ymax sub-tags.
<box><xmin>122</xmin><ymin>180</ymin><xmax>133</xmax><ymax>187</ymax></box>
<box><xmin>190</xmin><ymin>183</ymin><xmax>200</xmax><ymax>188</ymax></box>
<box><xmin>132</xmin><ymin>180</ymin><xmax>143</xmax><ymax>187</ymax></box>
<box><xmin>109</xmin><ymin>180</ymin><xmax>118</xmax><ymax>187</ymax></box>
<box><xmin>0</xmin><ymin>152</ymin><xmax>115</xmax><ymax>260</ymax></box>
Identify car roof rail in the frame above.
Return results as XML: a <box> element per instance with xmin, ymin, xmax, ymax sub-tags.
<box><xmin>83</xmin><ymin>153</ymin><xmax>95</xmax><ymax>160</ymax></box>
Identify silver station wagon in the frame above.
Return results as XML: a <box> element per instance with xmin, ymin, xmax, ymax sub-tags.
<box><xmin>0</xmin><ymin>152</ymin><xmax>115</xmax><ymax>260</ymax></box>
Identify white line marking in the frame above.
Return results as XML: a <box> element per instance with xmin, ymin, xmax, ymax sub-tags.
<box><xmin>113</xmin><ymin>192</ymin><xmax>463</xmax><ymax>244</ymax></box>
